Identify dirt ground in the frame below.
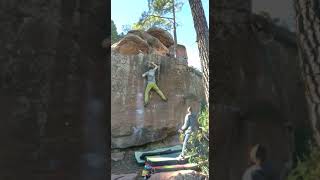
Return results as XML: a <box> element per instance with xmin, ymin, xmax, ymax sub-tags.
<box><xmin>111</xmin><ymin>149</ymin><xmax>142</xmax><ymax>175</ymax></box>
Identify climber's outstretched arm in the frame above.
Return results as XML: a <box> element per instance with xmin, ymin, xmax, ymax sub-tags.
<box><xmin>151</xmin><ymin>62</ymin><xmax>158</xmax><ymax>71</ymax></box>
<box><xmin>142</xmin><ymin>71</ymin><xmax>148</xmax><ymax>77</ymax></box>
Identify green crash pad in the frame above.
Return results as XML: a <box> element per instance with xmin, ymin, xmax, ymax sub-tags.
<box><xmin>152</xmin><ymin>163</ymin><xmax>198</xmax><ymax>173</ymax></box>
<box><xmin>145</xmin><ymin>152</ymin><xmax>189</xmax><ymax>166</ymax></box>
<box><xmin>135</xmin><ymin>145</ymin><xmax>182</xmax><ymax>164</ymax></box>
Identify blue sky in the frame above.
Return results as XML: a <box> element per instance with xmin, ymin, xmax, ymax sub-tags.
<box><xmin>111</xmin><ymin>0</ymin><xmax>209</xmax><ymax>70</ymax></box>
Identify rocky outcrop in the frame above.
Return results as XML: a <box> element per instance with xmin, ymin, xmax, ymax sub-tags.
<box><xmin>112</xmin><ymin>34</ymin><xmax>150</xmax><ymax>55</ymax></box>
<box><xmin>170</xmin><ymin>44</ymin><xmax>188</xmax><ymax>63</ymax></box>
<box><xmin>128</xmin><ymin>30</ymin><xmax>169</xmax><ymax>56</ymax></box>
<box><xmin>112</xmin><ymin>29</ymin><xmax>175</xmax><ymax>56</ymax></box>
<box><xmin>147</xmin><ymin>27</ymin><xmax>174</xmax><ymax>48</ymax></box>
<box><xmin>111</xmin><ymin>51</ymin><xmax>205</xmax><ymax>149</ymax></box>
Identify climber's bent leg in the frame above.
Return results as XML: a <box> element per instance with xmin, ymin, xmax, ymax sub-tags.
<box><xmin>152</xmin><ymin>83</ymin><xmax>167</xmax><ymax>101</ymax></box>
<box><xmin>144</xmin><ymin>83</ymin><xmax>153</xmax><ymax>105</ymax></box>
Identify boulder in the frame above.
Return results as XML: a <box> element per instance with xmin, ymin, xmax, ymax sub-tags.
<box><xmin>112</xmin><ymin>34</ymin><xmax>150</xmax><ymax>55</ymax></box>
<box><xmin>176</xmin><ymin>45</ymin><xmax>188</xmax><ymax>60</ymax></box>
<box><xmin>111</xmin><ymin>152</ymin><xmax>125</xmax><ymax>161</ymax></box>
<box><xmin>169</xmin><ymin>44</ymin><xmax>188</xmax><ymax>63</ymax></box>
<box><xmin>128</xmin><ymin>30</ymin><xmax>169</xmax><ymax>56</ymax></box>
<box><xmin>111</xmin><ymin>52</ymin><xmax>205</xmax><ymax>148</ymax></box>
<box><xmin>147</xmin><ymin>27</ymin><xmax>175</xmax><ymax>48</ymax></box>
<box><xmin>149</xmin><ymin>170</ymin><xmax>208</xmax><ymax>180</ymax></box>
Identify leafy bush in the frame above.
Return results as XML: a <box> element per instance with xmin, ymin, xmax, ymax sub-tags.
<box><xmin>180</xmin><ymin>107</ymin><xmax>209</xmax><ymax>175</ymax></box>
<box><xmin>287</xmin><ymin>144</ymin><xmax>320</xmax><ymax>180</ymax></box>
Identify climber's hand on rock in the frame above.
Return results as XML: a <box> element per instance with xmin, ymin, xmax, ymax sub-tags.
<box><xmin>142</xmin><ymin>72</ymin><xmax>147</xmax><ymax>77</ymax></box>
<box><xmin>178</xmin><ymin>129</ymin><xmax>183</xmax><ymax>133</ymax></box>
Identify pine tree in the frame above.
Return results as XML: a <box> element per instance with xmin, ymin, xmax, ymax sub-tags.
<box><xmin>188</xmin><ymin>0</ymin><xmax>209</xmax><ymax>104</ymax></box>
<box><xmin>294</xmin><ymin>0</ymin><xmax>320</xmax><ymax>146</ymax></box>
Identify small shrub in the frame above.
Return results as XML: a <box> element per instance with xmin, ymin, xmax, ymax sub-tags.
<box><xmin>287</xmin><ymin>144</ymin><xmax>320</xmax><ymax>180</ymax></box>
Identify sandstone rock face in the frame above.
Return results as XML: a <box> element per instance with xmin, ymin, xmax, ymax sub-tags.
<box><xmin>113</xmin><ymin>34</ymin><xmax>150</xmax><ymax>55</ymax></box>
<box><xmin>111</xmin><ymin>51</ymin><xmax>205</xmax><ymax>149</ymax></box>
<box><xmin>169</xmin><ymin>44</ymin><xmax>188</xmax><ymax>63</ymax></box>
<box><xmin>147</xmin><ymin>27</ymin><xmax>174</xmax><ymax>48</ymax></box>
<box><xmin>176</xmin><ymin>45</ymin><xmax>188</xmax><ymax>60</ymax></box>
<box><xmin>111</xmin><ymin>152</ymin><xmax>125</xmax><ymax>162</ymax></box>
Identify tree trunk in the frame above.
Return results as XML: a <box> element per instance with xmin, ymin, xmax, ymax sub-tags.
<box><xmin>188</xmin><ymin>0</ymin><xmax>209</xmax><ymax>104</ymax></box>
<box><xmin>173</xmin><ymin>0</ymin><xmax>177</xmax><ymax>58</ymax></box>
<box><xmin>294</xmin><ymin>0</ymin><xmax>320</xmax><ymax>146</ymax></box>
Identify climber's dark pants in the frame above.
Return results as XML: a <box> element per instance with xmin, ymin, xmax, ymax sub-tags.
<box><xmin>144</xmin><ymin>82</ymin><xmax>167</xmax><ymax>104</ymax></box>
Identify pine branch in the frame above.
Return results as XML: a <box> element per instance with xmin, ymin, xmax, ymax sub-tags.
<box><xmin>138</xmin><ymin>14</ymin><xmax>173</xmax><ymax>29</ymax></box>
<box><xmin>147</xmin><ymin>14</ymin><xmax>174</xmax><ymax>20</ymax></box>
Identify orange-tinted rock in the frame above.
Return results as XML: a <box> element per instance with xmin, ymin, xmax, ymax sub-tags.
<box><xmin>113</xmin><ymin>34</ymin><xmax>150</xmax><ymax>55</ymax></box>
<box><xmin>128</xmin><ymin>30</ymin><xmax>169</xmax><ymax>56</ymax></box>
<box><xmin>147</xmin><ymin>27</ymin><xmax>174</xmax><ymax>48</ymax></box>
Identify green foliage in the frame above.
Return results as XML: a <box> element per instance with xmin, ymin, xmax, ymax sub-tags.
<box><xmin>181</xmin><ymin>107</ymin><xmax>209</xmax><ymax>175</ymax></box>
<box><xmin>293</xmin><ymin>128</ymin><xmax>313</xmax><ymax>162</ymax></box>
<box><xmin>111</xmin><ymin>20</ymin><xmax>127</xmax><ymax>44</ymax></box>
<box><xmin>111</xmin><ymin>20</ymin><xmax>120</xmax><ymax>44</ymax></box>
<box><xmin>198</xmin><ymin>107</ymin><xmax>209</xmax><ymax>133</ymax></box>
<box><xmin>133</xmin><ymin>12</ymin><xmax>172</xmax><ymax>31</ymax></box>
<box><xmin>287</xmin><ymin>144</ymin><xmax>320</xmax><ymax>180</ymax></box>
<box><xmin>133</xmin><ymin>0</ymin><xmax>183</xmax><ymax>31</ymax></box>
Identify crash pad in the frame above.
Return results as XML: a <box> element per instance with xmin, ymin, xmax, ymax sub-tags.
<box><xmin>145</xmin><ymin>152</ymin><xmax>189</xmax><ymax>166</ymax></box>
<box><xmin>135</xmin><ymin>145</ymin><xmax>182</xmax><ymax>164</ymax></box>
<box><xmin>151</xmin><ymin>163</ymin><xmax>198</xmax><ymax>173</ymax></box>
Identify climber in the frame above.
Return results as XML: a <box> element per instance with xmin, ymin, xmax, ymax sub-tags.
<box><xmin>178</xmin><ymin>106</ymin><xmax>198</xmax><ymax>160</ymax></box>
<box><xmin>242</xmin><ymin>144</ymin><xmax>279</xmax><ymax>180</ymax></box>
<box><xmin>142</xmin><ymin>61</ymin><xmax>167</xmax><ymax>107</ymax></box>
